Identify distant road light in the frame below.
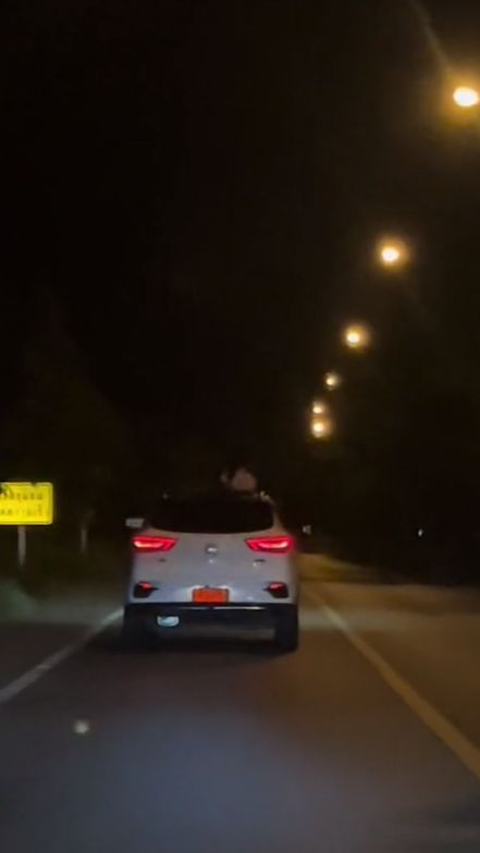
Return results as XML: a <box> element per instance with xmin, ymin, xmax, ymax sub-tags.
<box><xmin>312</xmin><ymin>400</ymin><xmax>327</xmax><ymax>416</ymax></box>
<box><xmin>381</xmin><ymin>245</ymin><xmax>401</xmax><ymax>265</ymax></box>
<box><xmin>453</xmin><ymin>85</ymin><xmax>480</xmax><ymax>109</ymax></box>
<box><xmin>325</xmin><ymin>371</ymin><xmax>341</xmax><ymax>391</ymax></box>
<box><xmin>311</xmin><ymin>416</ymin><xmax>333</xmax><ymax>439</ymax></box>
<box><xmin>346</xmin><ymin>328</ymin><xmax>361</xmax><ymax>347</ymax></box>
<box><xmin>377</xmin><ymin>238</ymin><xmax>409</xmax><ymax>269</ymax></box>
<box><xmin>343</xmin><ymin>323</ymin><xmax>371</xmax><ymax>350</ymax></box>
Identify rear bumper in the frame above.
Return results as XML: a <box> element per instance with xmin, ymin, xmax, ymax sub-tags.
<box><xmin>124</xmin><ymin>602</ymin><xmax>296</xmax><ymax>629</ymax></box>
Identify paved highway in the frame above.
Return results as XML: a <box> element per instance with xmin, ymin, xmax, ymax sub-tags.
<box><xmin>2</xmin><ymin>563</ymin><xmax>480</xmax><ymax>852</ymax></box>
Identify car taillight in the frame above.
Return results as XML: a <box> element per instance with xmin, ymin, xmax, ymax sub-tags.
<box><xmin>132</xmin><ymin>535</ymin><xmax>177</xmax><ymax>552</ymax></box>
<box><xmin>246</xmin><ymin>535</ymin><xmax>294</xmax><ymax>554</ymax></box>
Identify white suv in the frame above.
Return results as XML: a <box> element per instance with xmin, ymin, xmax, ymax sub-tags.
<box><xmin>123</xmin><ymin>495</ymin><xmax>299</xmax><ymax>651</ymax></box>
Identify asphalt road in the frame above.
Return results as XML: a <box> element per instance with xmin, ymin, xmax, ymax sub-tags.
<box><xmin>2</xmin><ymin>575</ymin><xmax>480</xmax><ymax>852</ymax></box>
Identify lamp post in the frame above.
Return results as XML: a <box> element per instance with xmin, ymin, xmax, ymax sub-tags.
<box><xmin>342</xmin><ymin>323</ymin><xmax>371</xmax><ymax>351</ymax></box>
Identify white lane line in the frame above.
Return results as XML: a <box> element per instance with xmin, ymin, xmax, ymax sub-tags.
<box><xmin>0</xmin><ymin>608</ymin><xmax>122</xmax><ymax>707</ymax></box>
<box><xmin>307</xmin><ymin>587</ymin><xmax>480</xmax><ymax>783</ymax></box>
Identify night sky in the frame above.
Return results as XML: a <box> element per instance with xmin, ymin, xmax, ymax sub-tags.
<box><xmin>3</xmin><ymin>1</ymin><xmax>480</xmax><ymax>486</ymax></box>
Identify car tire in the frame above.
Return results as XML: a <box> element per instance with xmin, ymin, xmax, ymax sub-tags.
<box><xmin>274</xmin><ymin>606</ymin><xmax>299</xmax><ymax>653</ymax></box>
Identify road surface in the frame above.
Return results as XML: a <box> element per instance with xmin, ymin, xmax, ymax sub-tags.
<box><xmin>2</xmin><ymin>559</ymin><xmax>480</xmax><ymax>852</ymax></box>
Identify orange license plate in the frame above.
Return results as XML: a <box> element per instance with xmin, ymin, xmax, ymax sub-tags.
<box><xmin>192</xmin><ymin>587</ymin><xmax>229</xmax><ymax>604</ymax></box>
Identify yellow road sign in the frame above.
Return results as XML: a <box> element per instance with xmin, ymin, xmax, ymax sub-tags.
<box><xmin>0</xmin><ymin>482</ymin><xmax>54</xmax><ymax>525</ymax></box>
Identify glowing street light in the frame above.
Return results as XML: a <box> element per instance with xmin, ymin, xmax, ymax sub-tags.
<box><xmin>343</xmin><ymin>323</ymin><xmax>371</xmax><ymax>351</ymax></box>
<box><xmin>345</xmin><ymin>328</ymin><xmax>362</xmax><ymax>347</ymax></box>
<box><xmin>311</xmin><ymin>416</ymin><xmax>333</xmax><ymax>440</ymax></box>
<box><xmin>312</xmin><ymin>399</ymin><xmax>327</xmax><ymax>416</ymax></box>
<box><xmin>453</xmin><ymin>85</ymin><xmax>480</xmax><ymax>109</ymax></box>
<box><xmin>324</xmin><ymin>371</ymin><xmax>341</xmax><ymax>391</ymax></box>
<box><xmin>381</xmin><ymin>245</ymin><xmax>401</xmax><ymax>265</ymax></box>
<box><xmin>376</xmin><ymin>238</ymin><xmax>409</xmax><ymax>269</ymax></box>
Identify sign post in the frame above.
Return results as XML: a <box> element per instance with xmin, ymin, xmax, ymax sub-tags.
<box><xmin>18</xmin><ymin>526</ymin><xmax>27</xmax><ymax>569</ymax></box>
<box><xmin>0</xmin><ymin>483</ymin><xmax>54</xmax><ymax>570</ymax></box>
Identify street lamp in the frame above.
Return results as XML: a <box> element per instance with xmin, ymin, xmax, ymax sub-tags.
<box><xmin>376</xmin><ymin>238</ymin><xmax>409</xmax><ymax>269</ymax></box>
<box><xmin>312</xmin><ymin>399</ymin><xmax>327</xmax><ymax>416</ymax></box>
<box><xmin>311</xmin><ymin>416</ymin><xmax>333</xmax><ymax>440</ymax></box>
<box><xmin>453</xmin><ymin>85</ymin><xmax>480</xmax><ymax>109</ymax></box>
<box><xmin>342</xmin><ymin>323</ymin><xmax>371</xmax><ymax>351</ymax></box>
<box><xmin>324</xmin><ymin>371</ymin><xmax>341</xmax><ymax>391</ymax></box>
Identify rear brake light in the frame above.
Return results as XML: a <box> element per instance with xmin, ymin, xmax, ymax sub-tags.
<box><xmin>132</xmin><ymin>535</ymin><xmax>177</xmax><ymax>552</ymax></box>
<box><xmin>246</xmin><ymin>535</ymin><xmax>294</xmax><ymax>554</ymax></box>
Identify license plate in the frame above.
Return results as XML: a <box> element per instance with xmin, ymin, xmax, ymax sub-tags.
<box><xmin>192</xmin><ymin>587</ymin><xmax>229</xmax><ymax>604</ymax></box>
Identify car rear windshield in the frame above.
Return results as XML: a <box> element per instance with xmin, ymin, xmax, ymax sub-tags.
<box><xmin>149</xmin><ymin>500</ymin><xmax>274</xmax><ymax>534</ymax></box>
